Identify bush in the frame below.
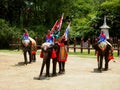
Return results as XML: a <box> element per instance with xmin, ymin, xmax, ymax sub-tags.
<box><xmin>0</xmin><ymin>19</ymin><xmax>21</xmax><ymax>49</ymax></box>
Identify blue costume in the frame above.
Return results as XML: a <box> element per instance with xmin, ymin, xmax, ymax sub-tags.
<box><xmin>23</xmin><ymin>33</ymin><xmax>29</xmax><ymax>40</ymax></box>
<box><xmin>98</xmin><ymin>33</ymin><xmax>106</xmax><ymax>44</ymax></box>
<box><xmin>46</xmin><ymin>34</ymin><xmax>54</xmax><ymax>44</ymax></box>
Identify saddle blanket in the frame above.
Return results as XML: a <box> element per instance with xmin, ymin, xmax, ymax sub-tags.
<box><xmin>98</xmin><ymin>41</ymin><xmax>107</xmax><ymax>51</ymax></box>
<box><xmin>29</xmin><ymin>37</ymin><xmax>37</xmax><ymax>54</ymax></box>
<box><xmin>58</xmin><ymin>43</ymin><xmax>68</xmax><ymax>62</ymax></box>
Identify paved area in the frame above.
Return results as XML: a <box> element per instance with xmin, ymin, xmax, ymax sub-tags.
<box><xmin>0</xmin><ymin>52</ymin><xmax>120</xmax><ymax>90</ymax></box>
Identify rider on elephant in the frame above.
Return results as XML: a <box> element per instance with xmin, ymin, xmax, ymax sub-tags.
<box><xmin>53</xmin><ymin>28</ymin><xmax>60</xmax><ymax>42</ymax></box>
<box><xmin>97</xmin><ymin>31</ymin><xmax>114</xmax><ymax>61</ymax></box>
<box><xmin>46</xmin><ymin>30</ymin><xmax>54</xmax><ymax>44</ymax></box>
<box><xmin>98</xmin><ymin>31</ymin><xmax>106</xmax><ymax>44</ymax></box>
<box><xmin>40</xmin><ymin>30</ymin><xmax>56</xmax><ymax>59</ymax></box>
<box><xmin>22</xmin><ymin>29</ymin><xmax>30</xmax><ymax>47</ymax></box>
<box><xmin>21</xmin><ymin>29</ymin><xmax>32</xmax><ymax>64</ymax></box>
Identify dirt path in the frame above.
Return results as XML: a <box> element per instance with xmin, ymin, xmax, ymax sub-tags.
<box><xmin>0</xmin><ymin>52</ymin><xmax>120</xmax><ymax>90</ymax></box>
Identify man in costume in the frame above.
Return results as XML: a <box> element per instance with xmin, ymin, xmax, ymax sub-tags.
<box><xmin>22</xmin><ymin>29</ymin><xmax>30</xmax><ymax>47</ymax></box>
<box><xmin>53</xmin><ymin>26</ymin><xmax>60</xmax><ymax>42</ymax></box>
<box><xmin>98</xmin><ymin>31</ymin><xmax>107</xmax><ymax>44</ymax></box>
<box><xmin>46</xmin><ymin>30</ymin><xmax>54</xmax><ymax>44</ymax></box>
<box><xmin>21</xmin><ymin>29</ymin><xmax>32</xmax><ymax>64</ymax></box>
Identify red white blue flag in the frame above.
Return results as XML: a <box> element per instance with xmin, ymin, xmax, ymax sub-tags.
<box><xmin>51</xmin><ymin>20</ymin><xmax>59</xmax><ymax>33</ymax></box>
<box><xmin>51</xmin><ymin>13</ymin><xmax>64</xmax><ymax>32</ymax></box>
<box><xmin>64</xmin><ymin>22</ymin><xmax>71</xmax><ymax>41</ymax></box>
<box><xmin>58</xmin><ymin>13</ymin><xmax>64</xmax><ymax>31</ymax></box>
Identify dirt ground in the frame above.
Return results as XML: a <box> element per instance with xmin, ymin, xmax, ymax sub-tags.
<box><xmin>0</xmin><ymin>51</ymin><xmax>120</xmax><ymax>90</ymax></box>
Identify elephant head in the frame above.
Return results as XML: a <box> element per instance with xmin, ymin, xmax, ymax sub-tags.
<box><xmin>41</xmin><ymin>42</ymin><xmax>53</xmax><ymax>58</ymax></box>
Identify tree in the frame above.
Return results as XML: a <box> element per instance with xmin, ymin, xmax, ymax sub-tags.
<box><xmin>91</xmin><ymin>0</ymin><xmax>120</xmax><ymax>38</ymax></box>
<box><xmin>0</xmin><ymin>19</ymin><xmax>21</xmax><ymax>49</ymax></box>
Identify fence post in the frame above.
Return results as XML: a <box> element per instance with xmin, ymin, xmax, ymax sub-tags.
<box><xmin>88</xmin><ymin>38</ymin><xmax>90</xmax><ymax>54</ymax></box>
<box><xmin>95</xmin><ymin>38</ymin><xmax>98</xmax><ymax>55</ymax></box>
<box><xmin>35</xmin><ymin>37</ymin><xmax>38</xmax><ymax>50</ymax></box>
<box><xmin>17</xmin><ymin>36</ymin><xmax>20</xmax><ymax>51</ymax></box>
<box><xmin>74</xmin><ymin>37</ymin><xmax>76</xmax><ymax>52</ymax></box>
<box><xmin>118</xmin><ymin>39</ymin><xmax>120</xmax><ymax>56</ymax></box>
<box><xmin>80</xmin><ymin>38</ymin><xmax>83</xmax><ymax>53</ymax></box>
<box><xmin>12</xmin><ymin>36</ymin><xmax>15</xmax><ymax>50</ymax></box>
<box><xmin>67</xmin><ymin>38</ymin><xmax>69</xmax><ymax>52</ymax></box>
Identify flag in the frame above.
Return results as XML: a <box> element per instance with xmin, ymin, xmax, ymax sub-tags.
<box><xmin>64</xmin><ymin>22</ymin><xmax>71</xmax><ymax>41</ymax></box>
<box><xmin>51</xmin><ymin>20</ymin><xmax>59</xmax><ymax>33</ymax></box>
<box><xmin>51</xmin><ymin>13</ymin><xmax>64</xmax><ymax>32</ymax></box>
<box><xmin>58</xmin><ymin>13</ymin><xmax>64</xmax><ymax>31</ymax></box>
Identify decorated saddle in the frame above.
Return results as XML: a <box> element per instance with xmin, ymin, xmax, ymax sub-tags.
<box><xmin>29</xmin><ymin>37</ymin><xmax>37</xmax><ymax>54</ymax></box>
<box><xmin>40</xmin><ymin>42</ymin><xmax>56</xmax><ymax>59</ymax></box>
<box><xmin>22</xmin><ymin>40</ymin><xmax>30</xmax><ymax>47</ymax></box>
<box><xmin>58</xmin><ymin>43</ymin><xmax>68</xmax><ymax>62</ymax></box>
<box><xmin>98</xmin><ymin>41</ymin><xmax>107</xmax><ymax>51</ymax></box>
<box><xmin>41</xmin><ymin>42</ymin><xmax>52</xmax><ymax>49</ymax></box>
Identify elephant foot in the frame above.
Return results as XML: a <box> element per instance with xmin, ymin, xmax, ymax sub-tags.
<box><xmin>97</xmin><ymin>68</ymin><xmax>102</xmax><ymax>72</ymax></box>
<box><xmin>45</xmin><ymin>74</ymin><xmax>50</xmax><ymax>77</ymax></box>
<box><xmin>28</xmin><ymin>61</ymin><xmax>32</xmax><ymax>64</ymax></box>
<box><xmin>103</xmin><ymin>68</ymin><xmax>108</xmax><ymax>71</ymax></box>
<box><xmin>33</xmin><ymin>60</ymin><xmax>36</xmax><ymax>62</ymax></box>
<box><xmin>38</xmin><ymin>75</ymin><xmax>42</xmax><ymax>80</ymax></box>
<box><xmin>58</xmin><ymin>70</ymin><xmax>65</xmax><ymax>74</ymax></box>
<box><xmin>24</xmin><ymin>62</ymin><xmax>27</xmax><ymax>65</ymax></box>
<box><xmin>62</xmin><ymin>69</ymin><xmax>65</xmax><ymax>74</ymax></box>
<box><xmin>38</xmin><ymin>77</ymin><xmax>41</xmax><ymax>80</ymax></box>
<box><xmin>58</xmin><ymin>71</ymin><xmax>63</xmax><ymax>74</ymax></box>
<box><xmin>52</xmin><ymin>73</ymin><xmax>57</xmax><ymax>77</ymax></box>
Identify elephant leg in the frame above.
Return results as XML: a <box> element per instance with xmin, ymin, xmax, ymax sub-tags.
<box><xmin>33</xmin><ymin>54</ymin><xmax>36</xmax><ymax>62</ymax></box>
<box><xmin>23</xmin><ymin>50</ymin><xmax>27</xmax><ymax>65</ymax></box>
<box><xmin>46</xmin><ymin>59</ymin><xmax>50</xmax><ymax>77</ymax></box>
<box><xmin>58</xmin><ymin>62</ymin><xmax>62</xmax><ymax>74</ymax></box>
<box><xmin>52</xmin><ymin>58</ymin><xmax>57</xmax><ymax>76</ymax></box>
<box><xmin>38</xmin><ymin>59</ymin><xmax>46</xmax><ymax>79</ymax></box>
<box><xmin>104</xmin><ymin>56</ymin><xmax>109</xmax><ymax>71</ymax></box>
<box><xmin>32</xmin><ymin>54</ymin><xmax>36</xmax><ymax>62</ymax></box>
<box><xmin>28</xmin><ymin>50</ymin><xmax>32</xmax><ymax>63</ymax></box>
<box><xmin>98</xmin><ymin>55</ymin><xmax>103</xmax><ymax>72</ymax></box>
<box><xmin>62</xmin><ymin>62</ymin><xmax>65</xmax><ymax>73</ymax></box>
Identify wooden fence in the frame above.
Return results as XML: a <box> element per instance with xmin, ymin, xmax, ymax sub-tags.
<box><xmin>9</xmin><ymin>36</ymin><xmax>120</xmax><ymax>56</ymax></box>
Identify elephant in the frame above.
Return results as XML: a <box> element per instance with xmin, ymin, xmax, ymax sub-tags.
<box><xmin>22</xmin><ymin>37</ymin><xmax>37</xmax><ymax>65</ymax></box>
<box><xmin>39</xmin><ymin>42</ymin><xmax>58</xmax><ymax>79</ymax></box>
<box><xmin>93</xmin><ymin>41</ymin><xmax>113</xmax><ymax>72</ymax></box>
<box><xmin>38</xmin><ymin>39</ymin><xmax>68</xmax><ymax>79</ymax></box>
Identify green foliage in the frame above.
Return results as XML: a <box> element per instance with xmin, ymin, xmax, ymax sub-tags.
<box><xmin>91</xmin><ymin>0</ymin><xmax>120</xmax><ymax>38</ymax></box>
<box><xmin>0</xmin><ymin>19</ymin><xmax>21</xmax><ymax>48</ymax></box>
<box><xmin>69</xmin><ymin>0</ymin><xmax>96</xmax><ymax>39</ymax></box>
<box><xmin>28</xmin><ymin>25</ymin><xmax>48</xmax><ymax>42</ymax></box>
<box><xmin>0</xmin><ymin>0</ymin><xmax>120</xmax><ymax>48</ymax></box>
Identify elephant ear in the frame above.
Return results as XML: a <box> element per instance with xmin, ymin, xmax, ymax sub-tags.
<box><xmin>92</xmin><ymin>44</ymin><xmax>99</xmax><ymax>51</ymax></box>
